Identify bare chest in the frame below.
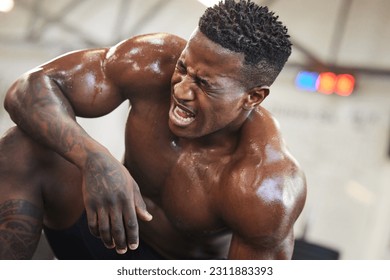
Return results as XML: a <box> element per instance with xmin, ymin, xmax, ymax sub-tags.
<box><xmin>127</xmin><ymin>138</ymin><xmax>230</xmax><ymax>233</ymax></box>
<box><xmin>124</xmin><ymin>108</ymin><xmax>232</xmax><ymax>234</ymax></box>
<box><xmin>160</xmin><ymin>152</ymin><xmax>230</xmax><ymax>234</ymax></box>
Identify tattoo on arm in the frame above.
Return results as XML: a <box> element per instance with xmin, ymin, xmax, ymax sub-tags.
<box><xmin>10</xmin><ymin>76</ymin><xmax>86</xmax><ymax>158</ymax></box>
<box><xmin>0</xmin><ymin>200</ymin><xmax>43</xmax><ymax>259</ymax></box>
<box><xmin>84</xmin><ymin>151</ymin><xmax>126</xmax><ymax>198</ymax></box>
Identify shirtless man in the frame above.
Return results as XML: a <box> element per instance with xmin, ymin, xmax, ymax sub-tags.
<box><xmin>0</xmin><ymin>0</ymin><xmax>306</xmax><ymax>259</ymax></box>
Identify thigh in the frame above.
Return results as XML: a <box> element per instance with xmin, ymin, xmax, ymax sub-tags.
<box><xmin>0</xmin><ymin>127</ymin><xmax>84</xmax><ymax>259</ymax></box>
<box><xmin>0</xmin><ymin>127</ymin><xmax>46</xmax><ymax>259</ymax></box>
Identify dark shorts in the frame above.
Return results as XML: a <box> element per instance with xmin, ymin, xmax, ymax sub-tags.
<box><xmin>43</xmin><ymin>211</ymin><xmax>165</xmax><ymax>260</ymax></box>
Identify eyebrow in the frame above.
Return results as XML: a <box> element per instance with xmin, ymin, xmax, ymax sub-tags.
<box><xmin>178</xmin><ymin>59</ymin><xmax>212</xmax><ymax>87</ymax></box>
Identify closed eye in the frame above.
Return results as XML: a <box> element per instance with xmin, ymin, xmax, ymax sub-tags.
<box><xmin>175</xmin><ymin>60</ymin><xmax>186</xmax><ymax>74</ymax></box>
<box><xmin>175</xmin><ymin>59</ymin><xmax>214</xmax><ymax>91</ymax></box>
<box><xmin>195</xmin><ymin>76</ymin><xmax>210</xmax><ymax>89</ymax></box>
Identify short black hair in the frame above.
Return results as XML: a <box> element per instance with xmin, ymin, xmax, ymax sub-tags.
<box><xmin>199</xmin><ymin>0</ymin><xmax>292</xmax><ymax>86</ymax></box>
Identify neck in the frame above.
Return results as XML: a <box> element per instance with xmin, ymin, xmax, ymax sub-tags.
<box><xmin>177</xmin><ymin>111</ymin><xmax>253</xmax><ymax>155</ymax></box>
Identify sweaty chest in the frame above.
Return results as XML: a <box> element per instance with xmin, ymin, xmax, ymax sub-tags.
<box><xmin>124</xmin><ymin>103</ymin><xmax>176</xmax><ymax>194</ymax></box>
<box><xmin>160</xmin><ymin>152</ymin><xmax>229</xmax><ymax>234</ymax></box>
<box><xmin>124</xmin><ymin>107</ymin><xmax>231</xmax><ymax>234</ymax></box>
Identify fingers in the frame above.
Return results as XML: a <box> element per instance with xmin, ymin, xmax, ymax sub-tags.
<box><xmin>109</xmin><ymin>208</ymin><xmax>127</xmax><ymax>254</ymax></box>
<box><xmin>110</xmin><ymin>203</ymin><xmax>142</xmax><ymax>254</ymax></box>
<box><xmin>122</xmin><ymin>200</ymin><xmax>139</xmax><ymax>251</ymax></box>
<box><xmin>97</xmin><ymin>209</ymin><xmax>115</xmax><ymax>249</ymax></box>
<box><xmin>84</xmin><ymin>174</ymin><xmax>152</xmax><ymax>255</ymax></box>
<box><xmin>86</xmin><ymin>209</ymin><xmax>99</xmax><ymax>237</ymax></box>
<box><xmin>133</xmin><ymin>183</ymin><xmax>153</xmax><ymax>222</ymax></box>
<box><xmin>120</xmin><ymin>184</ymin><xmax>153</xmax><ymax>251</ymax></box>
<box><xmin>88</xmin><ymin>207</ymin><xmax>129</xmax><ymax>254</ymax></box>
<box><xmin>136</xmin><ymin>206</ymin><xmax>153</xmax><ymax>222</ymax></box>
<box><xmin>86</xmin><ymin>201</ymin><xmax>143</xmax><ymax>254</ymax></box>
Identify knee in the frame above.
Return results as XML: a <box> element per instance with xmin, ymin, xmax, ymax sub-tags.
<box><xmin>1</xmin><ymin>126</ymin><xmax>52</xmax><ymax>173</ymax></box>
<box><xmin>0</xmin><ymin>126</ymin><xmax>80</xmax><ymax>198</ymax></box>
<box><xmin>0</xmin><ymin>127</ymin><xmax>51</xmax><ymax>196</ymax></box>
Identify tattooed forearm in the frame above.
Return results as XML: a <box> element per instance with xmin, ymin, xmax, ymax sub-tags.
<box><xmin>0</xmin><ymin>200</ymin><xmax>43</xmax><ymax>260</ymax></box>
<box><xmin>24</xmin><ymin>77</ymin><xmax>84</xmax><ymax>156</ymax></box>
<box><xmin>6</xmin><ymin>74</ymin><xmax>87</xmax><ymax>160</ymax></box>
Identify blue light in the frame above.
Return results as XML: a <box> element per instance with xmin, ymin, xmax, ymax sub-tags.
<box><xmin>295</xmin><ymin>71</ymin><xmax>319</xmax><ymax>92</ymax></box>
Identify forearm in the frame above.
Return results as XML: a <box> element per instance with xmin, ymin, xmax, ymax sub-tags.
<box><xmin>4</xmin><ymin>72</ymin><xmax>107</xmax><ymax>169</ymax></box>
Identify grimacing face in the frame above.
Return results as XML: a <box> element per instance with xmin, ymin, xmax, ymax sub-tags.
<box><xmin>169</xmin><ymin>28</ymin><xmax>259</xmax><ymax>140</ymax></box>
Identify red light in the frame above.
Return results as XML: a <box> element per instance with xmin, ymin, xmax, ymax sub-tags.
<box><xmin>335</xmin><ymin>74</ymin><xmax>355</xmax><ymax>96</ymax></box>
<box><xmin>316</xmin><ymin>72</ymin><xmax>337</xmax><ymax>95</ymax></box>
<box><xmin>296</xmin><ymin>70</ymin><xmax>356</xmax><ymax>96</ymax></box>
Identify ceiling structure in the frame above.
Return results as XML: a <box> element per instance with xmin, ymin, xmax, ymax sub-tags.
<box><xmin>0</xmin><ymin>0</ymin><xmax>390</xmax><ymax>78</ymax></box>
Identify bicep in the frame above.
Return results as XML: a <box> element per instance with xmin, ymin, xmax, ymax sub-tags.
<box><xmin>41</xmin><ymin>49</ymin><xmax>126</xmax><ymax>118</ymax></box>
<box><xmin>222</xmin><ymin>176</ymin><xmax>295</xmax><ymax>259</ymax></box>
<box><xmin>224</xmin><ymin>201</ymin><xmax>294</xmax><ymax>260</ymax></box>
<box><xmin>228</xmin><ymin>231</ymin><xmax>294</xmax><ymax>260</ymax></box>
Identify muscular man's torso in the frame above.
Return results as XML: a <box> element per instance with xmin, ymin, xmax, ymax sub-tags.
<box><xmin>123</xmin><ymin>90</ymin><xmax>295</xmax><ymax>259</ymax></box>
<box><xmin>36</xmin><ymin>33</ymin><xmax>305</xmax><ymax>259</ymax></box>
<box><xmin>123</xmin><ymin>86</ymin><xmax>231</xmax><ymax>258</ymax></box>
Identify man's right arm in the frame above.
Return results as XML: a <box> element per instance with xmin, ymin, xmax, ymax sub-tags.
<box><xmin>4</xmin><ymin>46</ymin><xmax>152</xmax><ymax>254</ymax></box>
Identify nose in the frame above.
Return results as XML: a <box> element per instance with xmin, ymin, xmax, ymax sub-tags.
<box><xmin>173</xmin><ymin>76</ymin><xmax>195</xmax><ymax>102</ymax></box>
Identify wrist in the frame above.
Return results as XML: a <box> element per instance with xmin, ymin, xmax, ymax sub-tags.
<box><xmin>67</xmin><ymin>136</ymin><xmax>112</xmax><ymax>171</ymax></box>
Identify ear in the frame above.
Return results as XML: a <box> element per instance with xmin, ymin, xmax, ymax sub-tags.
<box><xmin>242</xmin><ymin>86</ymin><xmax>269</xmax><ymax>111</ymax></box>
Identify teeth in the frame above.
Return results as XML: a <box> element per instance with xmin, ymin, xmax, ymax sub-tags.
<box><xmin>172</xmin><ymin>106</ymin><xmax>195</xmax><ymax>125</ymax></box>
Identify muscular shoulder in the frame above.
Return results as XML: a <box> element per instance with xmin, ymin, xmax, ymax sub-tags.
<box><xmin>104</xmin><ymin>33</ymin><xmax>187</xmax><ymax>93</ymax></box>
<box><xmin>221</xmin><ymin>108</ymin><xmax>307</xmax><ymax>246</ymax></box>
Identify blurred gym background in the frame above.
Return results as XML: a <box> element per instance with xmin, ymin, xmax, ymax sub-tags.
<box><xmin>0</xmin><ymin>0</ymin><xmax>389</xmax><ymax>259</ymax></box>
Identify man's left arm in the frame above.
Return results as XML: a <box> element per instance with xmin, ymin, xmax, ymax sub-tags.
<box><xmin>223</xmin><ymin>161</ymin><xmax>306</xmax><ymax>260</ymax></box>
<box><xmin>228</xmin><ymin>230</ymin><xmax>295</xmax><ymax>259</ymax></box>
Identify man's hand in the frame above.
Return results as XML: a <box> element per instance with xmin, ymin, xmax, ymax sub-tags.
<box><xmin>81</xmin><ymin>151</ymin><xmax>152</xmax><ymax>254</ymax></box>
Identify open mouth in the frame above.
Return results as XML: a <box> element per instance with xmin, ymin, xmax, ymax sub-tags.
<box><xmin>170</xmin><ymin>103</ymin><xmax>196</xmax><ymax>127</ymax></box>
<box><xmin>172</xmin><ymin>106</ymin><xmax>195</xmax><ymax>125</ymax></box>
